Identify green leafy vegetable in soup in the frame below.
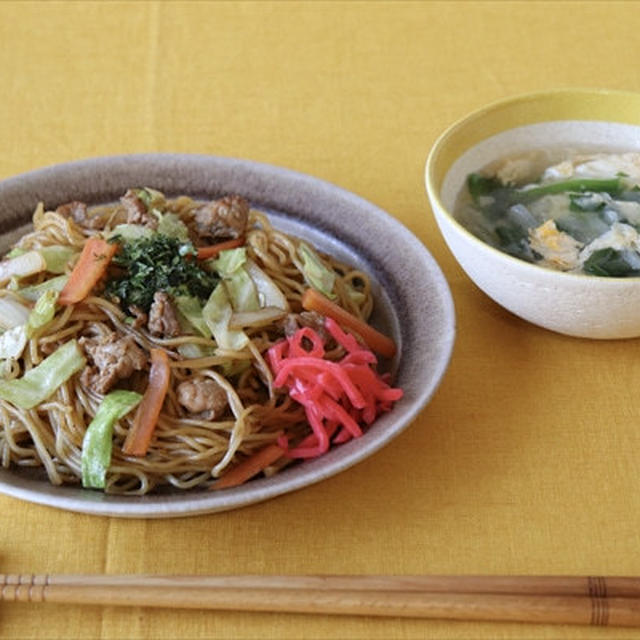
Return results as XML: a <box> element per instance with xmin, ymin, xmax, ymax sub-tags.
<box><xmin>457</xmin><ymin>151</ymin><xmax>640</xmax><ymax>277</ymax></box>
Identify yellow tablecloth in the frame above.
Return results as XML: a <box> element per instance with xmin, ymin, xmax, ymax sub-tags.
<box><xmin>1</xmin><ymin>1</ymin><xmax>639</xmax><ymax>638</ymax></box>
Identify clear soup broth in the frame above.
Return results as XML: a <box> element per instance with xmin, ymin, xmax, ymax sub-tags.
<box><xmin>454</xmin><ymin>148</ymin><xmax>640</xmax><ymax>277</ymax></box>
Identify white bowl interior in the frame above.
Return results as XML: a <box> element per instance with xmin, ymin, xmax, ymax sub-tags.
<box><xmin>441</xmin><ymin>120</ymin><xmax>640</xmax><ymax>211</ymax></box>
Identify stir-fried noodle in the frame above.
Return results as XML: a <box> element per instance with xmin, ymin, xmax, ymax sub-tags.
<box><xmin>0</xmin><ymin>191</ymin><xmax>397</xmax><ymax>494</ymax></box>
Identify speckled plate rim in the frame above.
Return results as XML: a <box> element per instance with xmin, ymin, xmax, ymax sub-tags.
<box><xmin>0</xmin><ymin>153</ymin><xmax>456</xmax><ymax>518</ymax></box>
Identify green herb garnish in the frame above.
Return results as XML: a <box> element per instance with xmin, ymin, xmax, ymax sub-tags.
<box><xmin>105</xmin><ymin>235</ymin><xmax>218</xmax><ymax>312</ymax></box>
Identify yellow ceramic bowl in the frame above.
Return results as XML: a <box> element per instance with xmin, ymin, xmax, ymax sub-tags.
<box><xmin>426</xmin><ymin>88</ymin><xmax>640</xmax><ymax>339</ymax></box>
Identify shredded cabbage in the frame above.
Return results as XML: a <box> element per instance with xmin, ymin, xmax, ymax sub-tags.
<box><xmin>4</xmin><ymin>247</ymin><xmax>26</xmax><ymax>259</ymax></box>
<box><xmin>345</xmin><ymin>283</ymin><xmax>366</xmax><ymax>305</ymax></box>
<box><xmin>203</xmin><ymin>283</ymin><xmax>249</xmax><ymax>350</ymax></box>
<box><xmin>298</xmin><ymin>242</ymin><xmax>336</xmax><ymax>299</ymax></box>
<box><xmin>0</xmin><ymin>298</ymin><xmax>31</xmax><ymax>330</ymax></box>
<box><xmin>135</xmin><ymin>187</ymin><xmax>165</xmax><ymax>209</ymax></box>
<box><xmin>156</xmin><ymin>212</ymin><xmax>191</xmax><ymax>242</ymax></box>
<box><xmin>0</xmin><ymin>339</ymin><xmax>86</xmax><ymax>409</ymax></box>
<box><xmin>81</xmin><ymin>390</ymin><xmax>142</xmax><ymax>489</ymax></box>
<box><xmin>173</xmin><ymin>295</ymin><xmax>210</xmax><ymax>338</ymax></box>
<box><xmin>108</xmin><ymin>224</ymin><xmax>154</xmax><ymax>242</ymax></box>
<box><xmin>213</xmin><ymin>248</ymin><xmax>260</xmax><ymax>311</ymax></box>
<box><xmin>19</xmin><ymin>274</ymin><xmax>69</xmax><ymax>302</ymax></box>
<box><xmin>0</xmin><ymin>290</ymin><xmax>59</xmax><ymax>362</ymax></box>
<box><xmin>0</xmin><ymin>250</ymin><xmax>47</xmax><ymax>285</ymax></box>
<box><xmin>26</xmin><ymin>290</ymin><xmax>58</xmax><ymax>334</ymax></box>
<box><xmin>245</xmin><ymin>259</ymin><xmax>289</xmax><ymax>310</ymax></box>
<box><xmin>213</xmin><ymin>247</ymin><xmax>247</xmax><ymax>274</ymax></box>
<box><xmin>176</xmin><ymin>343</ymin><xmax>216</xmax><ymax>359</ymax></box>
<box><xmin>229</xmin><ymin>306</ymin><xmax>287</xmax><ymax>329</ymax></box>
<box><xmin>0</xmin><ymin>326</ymin><xmax>27</xmax><ymax>360</ymax></box>
<box><xmin>39</xmin><ymin>246</ymin><xmax>78</xmax><ymax>274</ymax></box>
<box><xmin>0</xmin><ymin>359</ymin><xmax>13</xmax><ymax>380</ymax></box>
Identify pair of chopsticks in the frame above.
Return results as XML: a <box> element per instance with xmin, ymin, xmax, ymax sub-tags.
<box><xmin>2</xmin><ymin>574</ymin><xmax>640</xmax><ymax>627</ymax></box>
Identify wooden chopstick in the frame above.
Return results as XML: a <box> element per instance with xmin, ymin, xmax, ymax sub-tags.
<box><xmin>1</xmin><ymin>574</ymin><xmax>639</xmax><ymax>627</ymax></box>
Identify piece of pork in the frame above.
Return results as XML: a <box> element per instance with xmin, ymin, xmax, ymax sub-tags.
<box><xmin>79</xmin><ymin>331</ymin><xmax>147</xmax><ymax>394</ymax></box>
<box><xmin>282</xmin><ymin>311</ymin><xmax>328</xmax><ymax>341</ymax></box>
<box><xmin>177</xmin><ymin>377</ymin><xmax>228</xmax><ymax>420</ymax></box>
<box><xmin>121</xmin><ymin>189</ymin><xmax>158</xmax><ymax>229</ymax></box>
<box><xmin>128</xmin><ymin>305</ymin><xmax>148</xmax><ymax>330</ymax></box>
<box><xmin>56</xmin><ymin>201</ymin><xmax>105</xmax><ymax>230</ymax></box>
<box><xmin>147</xmin><ymin>291</ymin><xmax>181</xmax><ymax>338</ymax></box>
<box><xmin>193</xmin><ymin>195</ymin><xmax>249</xmax><ymax>241</ymax></box>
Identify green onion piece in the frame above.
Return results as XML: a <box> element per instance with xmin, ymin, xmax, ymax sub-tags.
<box><xmin>515</xmin><ymin>178</ymin><xmax>622</xmax><ymax>202</ymax></box>
<box><xmin>81</xmin><ymin>390</ymin><xmax>142</xmax><ymax>489</ymax></box>
<box><xmin>0</xmin><ymin>339</ymin><xmax>86</xmax><ymax>409</ymax></box>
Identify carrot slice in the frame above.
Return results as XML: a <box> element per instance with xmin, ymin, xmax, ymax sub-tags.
<box><xmin>211</xmin><ymin>443</ymin><xmax>285</xmax><ymax>490</ymax></box>
<box><xmin>58</xmin><ymin>237</ymin><xmax>118</xmax><ymax>306</ymax></box>
<box><xmin>122</xmin><ymin>348</ymin><xmax>171</xmax><ymax>457</ymax></box>
<box><xmin>301</xmin><ymin>288</ymin><xmax>397</xmax><ymax>359</ymax></box>
<box><xmin>196</xmin><ymin>237</ymin><xmax>245</xmax><ymax>260</ymax></box>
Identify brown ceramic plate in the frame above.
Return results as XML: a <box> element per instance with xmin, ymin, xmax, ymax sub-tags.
<box><xmin>0</xmin><ymin>154</ymin><xmax>455</xmax><ymax>517</ymax></box>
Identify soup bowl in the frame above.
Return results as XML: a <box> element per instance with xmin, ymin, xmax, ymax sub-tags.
<box><xmin>426</xmin><ymin>88</ymin><xmax>640</xmax><ymax>339</ymax></box>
